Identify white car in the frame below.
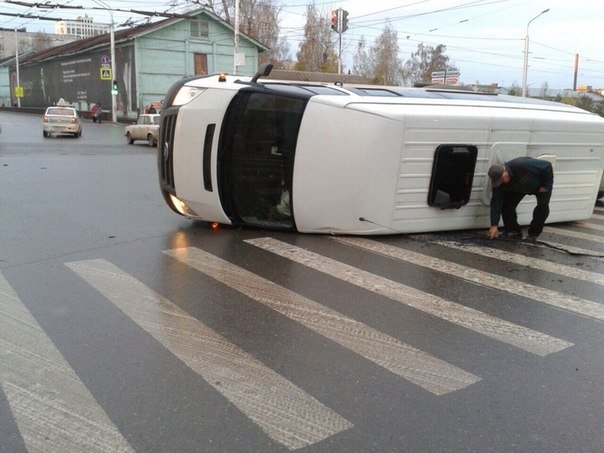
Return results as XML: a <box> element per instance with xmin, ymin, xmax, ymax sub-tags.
<box><xmin>43</xmin><ymin>106</ymin><xmax>82</xmax><ymax>137</ymax></box>
<box><xmin>125</xmin><ymin>114</ymin><xmax>160</xmax><ymax>146</ymax></box>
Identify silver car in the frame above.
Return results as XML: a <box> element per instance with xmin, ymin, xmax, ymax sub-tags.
<box><xmin>125</xmin><ymin>114</ymin><xmax>160</xmax><ymax>146</ymax></box>
<box><xmin>43</xmin><ymin>106</ymin><xmax>82</xmax><ymax>137</ymax></box>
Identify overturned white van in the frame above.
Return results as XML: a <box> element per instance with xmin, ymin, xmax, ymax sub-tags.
<box><xmin>158</xmin><ymin>65</ymin><xmax>604</xmax><ymax>235</ymax></box>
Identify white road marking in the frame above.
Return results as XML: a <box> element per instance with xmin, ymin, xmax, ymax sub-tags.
<box><xmin>432</xmin><ymin>240</ymin><xmax>604</xmax><ymax>287</ymax></box>
<box><xmin>333</xmin><ymin>237</ymin><xmax>604</xmax><ymax>321</ymax></box>
<box><xmin>578</xmin><ymin>221</ymin><xmax>604</xmax><ymax>232</ymax></box>
<box><xmin>0</xmin><ymin>271</ymin><xmax>133</xmax><ymax>453</ymax></box>
<box><xmin>66</xmin><ymin>259</ymin><xmax>352</xmax><ymax>450</ymax></box>
<box><xmin>591</xmin><ymin>213</ymin><xmax>604</xmax><ymax>221</ymax></box>
<box><xmin>593</xmin><ymin>206</ymin><xmax>604</xmax><ymax>213</ymax></box>
<box><xmin>543</xmin><ymin>226</ymin><xmax>604</xmax><ymax>245</ymax></box>
<box><xmin>245</xmin><ymin>238</ymin><xmax>571</xmax><ymax>357</ymax></box>
<box><xmin>166</xmin><ymin>247</ymin><xmax>480</xmax><ymax>395</ymax></box>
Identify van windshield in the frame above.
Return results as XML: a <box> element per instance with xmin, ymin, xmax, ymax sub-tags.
<box><xmin>218</xmin><ymin>91</ymin><xmax>307</xmax><ymax>229</ymax></box>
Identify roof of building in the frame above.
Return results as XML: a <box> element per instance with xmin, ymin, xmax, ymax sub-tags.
<box><xmin>18</xmin><ymin>8</ymin><xmax>267</xmax><ymax>66</ymax></box>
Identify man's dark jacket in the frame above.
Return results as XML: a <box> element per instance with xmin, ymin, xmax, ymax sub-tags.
<box><xmin>490</xmin><ymin>156</ymin><xmax>554</xmax><ymax>226</ymax></box>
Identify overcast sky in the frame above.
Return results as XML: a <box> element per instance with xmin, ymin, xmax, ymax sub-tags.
<box><xmin>2</xmin><ymin>0</ymin><xmax>602</xmax><ymax>90</ymax></box>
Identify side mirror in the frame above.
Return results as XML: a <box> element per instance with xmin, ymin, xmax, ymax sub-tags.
<box><xmin>251</xmin><ymin>63</ymin><xmax>273</xmax><ymax>83</ymax></box>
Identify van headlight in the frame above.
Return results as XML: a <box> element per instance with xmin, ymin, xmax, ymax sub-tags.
<box><xmin>172</xmin><ymin>86</ymin><xmax>205</xmax><ymax>106</ymax></box>
<box><xmin>169</xmin><ymin>194</ymin><xmax>198</xmax><ymax>217</ymax></box>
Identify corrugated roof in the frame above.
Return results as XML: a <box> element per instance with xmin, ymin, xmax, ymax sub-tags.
<box><xmin>19</xmin><ymin>18</ymin><xmax>169</xmax><ymax>65</ymax></box>
<box><xmin>18</xmin><ymin>8</ymin><xmax>267</xmax><ymax>66</ymax></box>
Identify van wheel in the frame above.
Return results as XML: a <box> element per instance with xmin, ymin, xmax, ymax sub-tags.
<box><xmin>43</xmin><ymin>131</ymin><xmax>49</xmax><ymax>138</ymax></box>
<box><xmin>126</xmin><ymin>132</ymin><xmax>134</xmax><ymax>144</ymax></box>
<box><xmin>148</xmin><ymin>134</ymin><xmax>157</xmax><ymax>147</ymax></box>
<box><xmin>598</xmin><ymin>191</ymin><xmax>603</xmax><ymax>200</ymax></box>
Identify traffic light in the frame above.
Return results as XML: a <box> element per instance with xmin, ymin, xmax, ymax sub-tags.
<box><xmin>330</xmin><ymin>10</ymin><xmax>337</xmax><ymax>31</ymax></box>
<box><xmin>111</xmin><ymin>80</ymin><xmax>118</xmax><ymax>95</ymax></box>
<box><xmin>341</xmin><ymin>10</ymin><xmax>349</xmax><ymax>32</ymax></box>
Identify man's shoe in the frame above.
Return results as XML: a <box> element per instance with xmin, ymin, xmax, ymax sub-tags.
<box><xmin>525</xmin><ymin>234</ymin><xmax>538</xmax><ymax>243</ymax></box>
<box><xmin>500</xmin><ymin>231</ymin><xmax>523</xmax><ymax>240</ymax></box>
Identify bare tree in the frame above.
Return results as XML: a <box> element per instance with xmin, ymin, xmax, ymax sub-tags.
<box><xmin>352</xmin><ymin>36</ymin><xmax>371</xmax><ymax>78</ymax></box>
<box><xmin>507</xmin><ymin>82</ymin><xmax>522</xmax><ymax>96</ymax></box>
<box><xmin>402</xmin><ymin>43</ymin><xmax>457</xmax><ymax>85</ymax></box>
<box><xmin>370</xmin><ymin>24</ymin><xmax>402</xmax><ymax>85</ymax></box>
<box><xmin>195</xmin><ymin>0</ymin><xmax>289</xmax><ymax>66</ymax></box>
<box><xmin>295</xmin><ymin>3</ymin><xmax>338</xmax><ymax>73</ymax></box>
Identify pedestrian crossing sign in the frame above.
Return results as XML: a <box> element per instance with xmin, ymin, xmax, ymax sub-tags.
<box><xmin>100</xmin><ymin>67</ymin><xmax>112</xmax><ymax>80</ymax></box>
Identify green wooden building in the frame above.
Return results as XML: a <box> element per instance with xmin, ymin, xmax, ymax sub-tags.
<box><xmin>9</xmin><ymin>8</ymin><xmax>267</xmax><ymax>118</ymax></box>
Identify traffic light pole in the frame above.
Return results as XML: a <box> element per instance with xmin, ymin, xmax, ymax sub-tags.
<box><xmin>330</xmin><ymin>8</ymin><xmax>348</xmax><ymax>75</ymax></box>
<box><xmin>338</xmin><ymin>32</ymin><xmax>342</xmax><ymax>75</ymax></box>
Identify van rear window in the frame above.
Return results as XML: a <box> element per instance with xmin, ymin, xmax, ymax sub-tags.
<box><xmin>47</xmin><ymin>108</ymin><xmax>74</xmax><ymax>116</ymax></box>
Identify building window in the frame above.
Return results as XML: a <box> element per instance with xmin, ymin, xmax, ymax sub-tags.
<box><xmin>190</xmin><ymin>20</ymin><xmax>209</xmax><ymax>39</ymax></box>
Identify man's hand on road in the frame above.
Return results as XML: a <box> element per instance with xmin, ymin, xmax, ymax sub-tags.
<box><xmin>488</xmin><ymin>226</ymin><xmax>499</xmax><ymax>239</ymax></box>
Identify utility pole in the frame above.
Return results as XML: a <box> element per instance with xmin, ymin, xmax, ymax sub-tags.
<box><xmin>109</xmin><ymin>21</ymin><xmax>116</xmax><ymax>122</ymax></box>
<box><xmin>233</xmin><ymin>0</ymin><xmax>239</xmax><ymax>75</ymax></box>
<box><xmin>573</xmin><ymin>53</ymin><xmax>579</xmax><ymax>91</ymax></box>
<box><xmin>14</xmin><ymin>28</ymin><xmax>20</xmax><ymax>108</ymax></box>
<box><xmin>94</xmin><ymin>0</ymin><xmax>116</xmax><ymax>122</ymax></box>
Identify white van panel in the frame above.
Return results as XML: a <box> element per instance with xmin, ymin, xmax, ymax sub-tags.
<box><xmin>293</xmin><ymin>101</ymin><xmax>401</xmax><ymax>234</ymax></box>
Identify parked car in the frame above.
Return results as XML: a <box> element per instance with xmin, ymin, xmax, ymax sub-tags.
<box><xmin>43</xmin><ymin>106</ymin><xmax>82</xmax><ymax>137</ymax></box>
<box><xmin>125</xmin><ymin>114</ymin><xmax>160</xmax><ymax>146</ymax></box>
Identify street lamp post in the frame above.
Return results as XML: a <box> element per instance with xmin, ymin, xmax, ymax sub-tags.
<box><xmin>522</xmin><ymin>8</ymin><xmax>549</xmax><ymax>97</ymax></box>
<box><xmin>94</xmin><ymin>0</ymin><xmax>117</xmax><ymax>122</ymax></box>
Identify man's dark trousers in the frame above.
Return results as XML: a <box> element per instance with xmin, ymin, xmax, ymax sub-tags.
<box><xmin>501</xmin><ymin>191</ymin><xmax>551</xmax><ymax>237</ymax></box>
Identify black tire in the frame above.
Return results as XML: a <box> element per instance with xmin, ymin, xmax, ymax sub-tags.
<box><xmin>148</xmin><ymin>134</ymin><xmax>157</xmax><ymax>147</ymax></box>
<box><xmin>126</xmin><ymin>132</ymin><xmax>134</xmax><ymax>144</ymax></box>
<box><xmin>43</xmin><ymin>131</ymin><xmax>49</xmax><ymax>138</ymax></box>
<box><xmin>597</xmin><ymin>191</ymin><xmax>603</xmax><ymax>200</ymax></box>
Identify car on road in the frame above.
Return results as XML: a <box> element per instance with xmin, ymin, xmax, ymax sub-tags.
<box><xmin>43</xmin><ymin>106</ymin><xmax>82</xmax><ymax>137</ymax></box>
<box><xmin>125</xmin><ymin>114</ymin><xmax>160</xmax><ymax>146</ymax></box>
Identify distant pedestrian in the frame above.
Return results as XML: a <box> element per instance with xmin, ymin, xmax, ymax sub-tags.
<box><xmin>91</xmin><ymin>104</ymin><xmax>98</xmax><ymax>123</ymax></box>
<box><xmin>148</xmin><ymin>104</ymin><xmax>157</xmax><ymax>114</ymax></box>
<box><xmin>488</xmin><ymin>156</ymin><xmax>554</xmax><ymax>242</ymax></box>
<box><xmin>96</xmin><ymin>103</ymin><xmax>102</xmax><ymax>123</ymax></box>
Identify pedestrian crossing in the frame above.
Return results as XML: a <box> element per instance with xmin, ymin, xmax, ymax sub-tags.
<box><xmin>66</xmin><ymin>259</ymin><xmax>353</xmax><ymax>451</ymax></box>
<box><xmin>164</xmin><ymin>247</ymin><xmax>480</xmax><ymax>395</ymax></box>
<box><xmin>0</xmin><ymin>272</ymin><xmax>134</xmax><ymax>453</ymax></box>
<box><xmin>1</xmin><ymin>222</ymin><xmax>603</xmax><ymax>451</ymax></box>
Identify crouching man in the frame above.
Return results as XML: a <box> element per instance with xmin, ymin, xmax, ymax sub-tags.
<box><xmin>488</xmin><ymin>156</ymin><xmax>554</xmax><ymax>241</ymax></box>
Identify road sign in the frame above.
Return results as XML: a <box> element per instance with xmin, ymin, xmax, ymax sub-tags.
<box><xmin>100</xmin><ymin>54</ymin><xmax>111</xmax><ymax>66</ymax></box>
<box><xmin>100</xmin><ymin>67</ymin><xmax>112</xmax><ymax>80</ymax></box>
<box><xmin>14</xmin><ymin>86</ymin><xmax>24</xmax><ymax>97</ymax></box>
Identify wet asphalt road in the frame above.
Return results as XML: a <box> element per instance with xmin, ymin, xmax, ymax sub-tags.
<box><xmin>0</xmin><ymin>110</ymin><xmax>603</xmax><ymax>452</ymax></box>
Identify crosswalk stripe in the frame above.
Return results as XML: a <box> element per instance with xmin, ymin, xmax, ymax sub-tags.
<box><xmin>333</xmin><ymin>237</ymin><xmax>604</xmax><ymax>321</ymax></box>
<box><xmin>591</xmin><ymin>213</ymin><xmax>604</xmax><ymax>221</ymax></box>
<box><xmin>66</xmin><ymin>259</ymin><xmax>352</xmax><ymax>450</ymax></box>
<box><xmin>578</xmin><ymin>221</ymin><xmax>604</xmax><ymax>232</ymax></box>
<box><xmin>245</xmin><ymin>238</ymin><xmax>571</xmax><ymax>357</ymax></box>
<box><xmin>432</xmin><ymin>240</ymin><xmax>604</xmax><ymax>287</ymax></box>
<box><xmin>165</xmin><ymin>247</ymin><xmax>480</xmax><ymax>395</ymax></box>
<box><xmin>593</xmin><ymin>206</ymin><xmax>604</xmax><ymax>213</ymax></box>
<box><xmin>543</xmin><ymin>226</ymin><xmax>604</xmax><ymax>245</ymax></box>
<box><xmin>0</xmin><ymin>271</ymin><xmax>133</xmax><ymax>453</ymax></box>
<box><xmin>535</xmin><ymin>241</ymin><xmax>604</xmax><ymax>257</ymax></box>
